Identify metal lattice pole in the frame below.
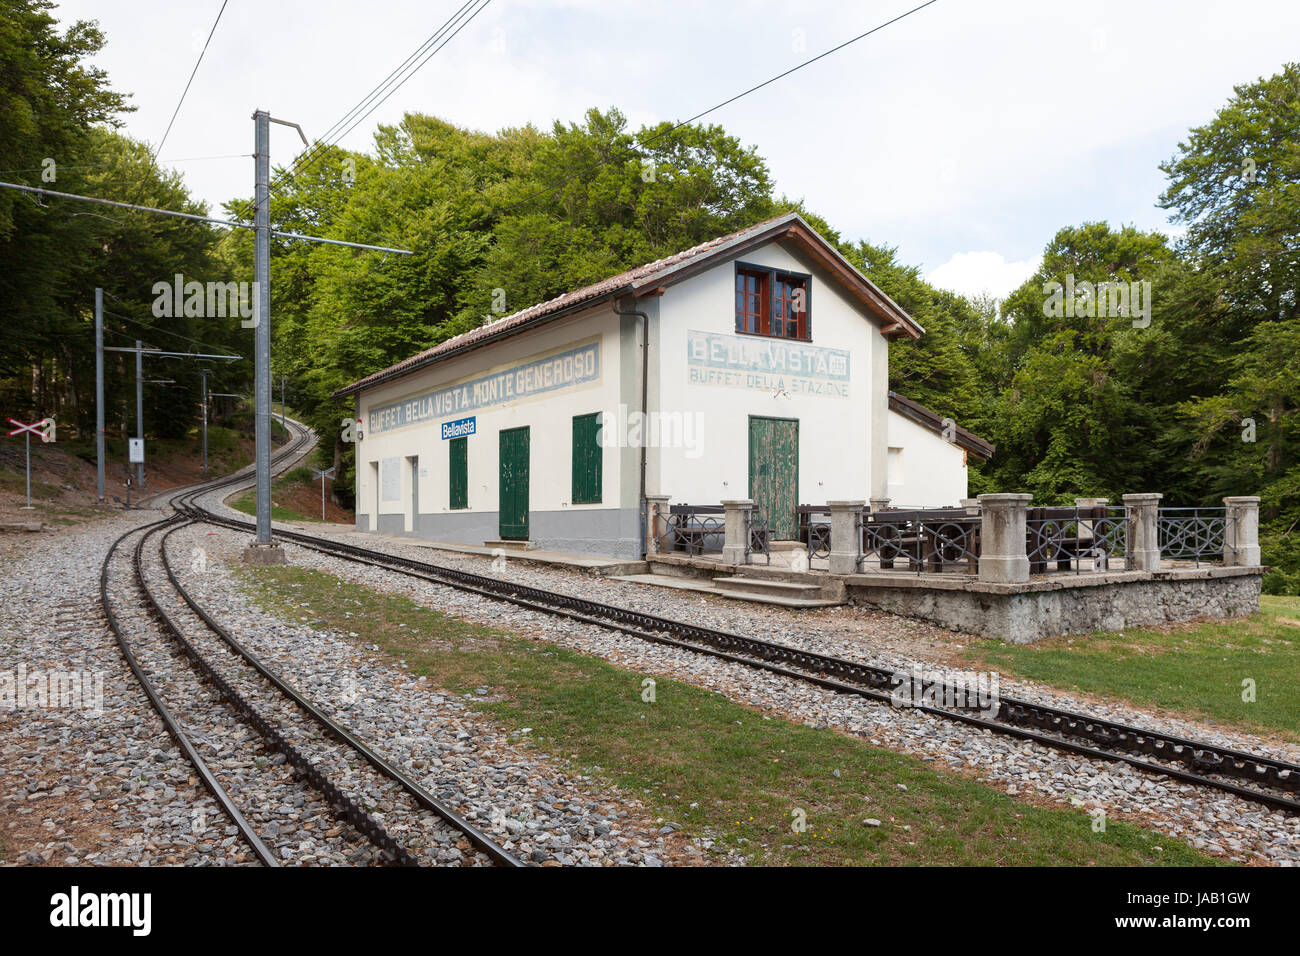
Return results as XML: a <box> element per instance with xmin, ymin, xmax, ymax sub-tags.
<box><xmin>135</xmin><ymin>339</ymin><xmax>144</xmax><ymax>487</ymax></box>
<box><xmin>95</xmin><ymin>288</ymin><xmax>104</xmax><ymax>501</ymax></box>
<box><xmin>253</xmin><ymin>110</ymin><xmax>273</xmax><ymax>544</ymax></box>
<box><xmin>200</xmin><ymin>368</ymin><xmax>210</xmax><ymax>477</ymax></box>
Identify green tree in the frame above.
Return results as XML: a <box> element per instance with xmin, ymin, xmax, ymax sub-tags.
<box><xmin>1161</xmin><ymin>63</ymin><xmax>1300</xmax><ymax>589</ymax></box>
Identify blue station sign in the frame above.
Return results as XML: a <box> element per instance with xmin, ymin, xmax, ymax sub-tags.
<box><xmin>441</xmin><ymin>416</ymin><xmax>476</xmax><ymax>440</ymax></box>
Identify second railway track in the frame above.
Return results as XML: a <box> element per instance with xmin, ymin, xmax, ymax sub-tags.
<box><xmin>181</xmin><ymin>476</ymin><xmax>1300</xmax><ymax>821</ymax></box>
<box><xmin>101</xmin><ymin>422</ymin><xmax>520</xmax><ymax>867</ymax></box>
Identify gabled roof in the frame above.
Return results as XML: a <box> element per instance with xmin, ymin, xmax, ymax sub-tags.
<box><xmin>888</xmin><ymin>390</ymin><xmax>995</xmax><ymax>461</ymax></box>
<box><xmin>333</xmin><ymin>212</ymin><xmax>924</xmax><ymax>398</ymax></box>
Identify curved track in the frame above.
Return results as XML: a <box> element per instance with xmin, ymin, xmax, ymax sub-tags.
<box><xmin>184</xmin><ymin>481</ymin><xmax>1300</xmax><ymax>819</ymax></box>
<box><xmin>100</xmin><ymin>421</ymin><xmax>521</xmax><ymax>866</ymax></box>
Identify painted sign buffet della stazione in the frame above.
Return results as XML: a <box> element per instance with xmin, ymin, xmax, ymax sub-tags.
<box><xmin>686</xmin><ymin>330</ymin><xmax>851</xmax><ymax>398</ymax></box>
<box><xmin>367</xmin><ymin>342</ymin><xmax>601</xmax><ymax>436</ymax></box>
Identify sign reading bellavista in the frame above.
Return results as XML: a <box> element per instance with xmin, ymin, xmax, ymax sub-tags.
<box><xmin>686</xmin><ymin>330</ymin><xmax>851</xmax><ymax>398</ymax></box>
<box><xmin>441</xmin><ymin>416</ymin><xmax>476</xmax><ymax>440</ymax></box>
<box><xmin>128</xmin><ymin>438</ymin><xmax>145</xmax><ymax>463</ymax></box>
<box><xmin>368</xmin><ymin>342</ymin><xmax>600</xmax><ymax>435</ymax></box>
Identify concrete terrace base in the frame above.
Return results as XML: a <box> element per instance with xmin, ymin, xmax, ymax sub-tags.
<box><xmin>841</xmin><ymin>565</ymin><xmax>1263</xmax><ymax>644</ymax></box>
<box><xmin>645</xmin><ymin>553</ymin><xmax>1264</xmax><ymax>643</ymax></box>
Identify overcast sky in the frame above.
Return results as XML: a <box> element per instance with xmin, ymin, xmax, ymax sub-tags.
<box><xmin>48</xmin><ymin>0</ymin><xmax>1300</xmax><ymax>300</ymax></box>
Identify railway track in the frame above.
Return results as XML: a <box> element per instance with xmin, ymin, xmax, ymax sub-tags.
<box><xmin>100</xmin><ymin>422</ymin><xmax>521</xmax><ymax>867</ymax></box>
<box><xmin>184</xmin><ymin>491</ymin><xmax>1300</xmax><ymax>820</ymax></box>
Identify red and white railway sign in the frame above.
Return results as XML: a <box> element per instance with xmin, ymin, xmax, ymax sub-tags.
<box><xmin>6</xmin><ymin>416</ymin><xmax>54</xmax><ymax>509</ymax></box>
<box><xmin>6</xmin><ymin>417</ymin><xmax>54</xmax><ymax>441</ymax></box>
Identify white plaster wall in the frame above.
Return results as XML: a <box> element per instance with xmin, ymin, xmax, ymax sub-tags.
<box><xmin>885</xmin><ymin>410</ymin><xmax>970</xmax><ymax>507</ymax></box>
<box><xmin>354</xmin><ymin>306</ymin><xmax>623</xmax><ymax>529</ymax></box>
<box><xmin>651</xmin><ymin>238</ymin><xmax>883</xmax><ymax>504</ymax></box>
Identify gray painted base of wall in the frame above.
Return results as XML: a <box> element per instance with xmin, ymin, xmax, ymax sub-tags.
<box><xmin>845</xmin><ymin>572</ymin><xmax>1263</xmax><ymax>643</ymax></box>
<box><xmin>356</xmin><ymin>508</ymin><xmax>644</xmax><ymax>559</ymax></box>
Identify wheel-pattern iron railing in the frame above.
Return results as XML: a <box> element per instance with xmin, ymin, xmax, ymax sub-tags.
<box><xmin>857</xmin><ymin>507</ymin><xmax>980</xmax><ymax>574</ymax></box>
<box><xmin>1026</xmin><ymin>505</ymin><xmax>1128</xmax><ymax>574</ymax></box>
<box><xmin>1158</xmin><ymin>507</ymin><xmax>1231</xmax><ymax>566</ymax></box>
<box><xmin>654</xmin><ymin>504</ymin><xmax>724</xmax><ymax>556</ymax></box>
<box><xmin>797</xmin><ymin>505</ymin><xmax>831</xmax><ymax>560</ymax></box>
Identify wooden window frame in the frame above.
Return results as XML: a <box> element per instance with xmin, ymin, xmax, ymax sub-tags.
<box><xmin>733</xmin><ymin>261</ymin><xmax>812</xmax><ymax>341</ymax></box>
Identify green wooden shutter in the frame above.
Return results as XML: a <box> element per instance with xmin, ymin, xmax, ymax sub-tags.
<box><xmin>449</xmin><ymin>436</ymin><xmax>467</xmax><ymax>510</ymax></box>
<box><xmin>571</xmin><ymin>413</ymin><xmax>602</xmax><ymax>504</ymax></box>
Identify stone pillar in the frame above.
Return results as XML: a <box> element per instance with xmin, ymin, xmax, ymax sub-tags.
<box><xmin>869</xmin><ymin>496</ymin><xmax>890</xmax><ymax>514</ymax></box>
<box><xmin>644</xmin><ymin>494</ymin><xmax>671</xmax><ymax>556</ymax></box>
<box><xmin>721</xmin><ymin>499</ymin><xmax>754</xmax><ymax>566</ymax></box>
<box><xmin>1074</xmin><ymin>497</ymin><xmax>1108</xmax><ymax>510</ymax></box>
<box><xmin>1223</xmin><ymin>496</ymin><xmax>1261</xmax><ymax>567</ymax></box>
<box><xmin>960</xmin><ymin>498</ymin><xmax>980</xmax><ymax>516</ymax></box>
<box><xmin>1122</xmin><ymin>493</ymin><xmax>1163</xmax><ymax>571</ymax></box>
<box><xmin>977</xmin><ymin>493</ymin><xmax>1031</xmax><ymax>583</ymax></box>
<box><xmin>827</xmin><ymin>500</ymin><xmax>865</xmax><ymax>575</ymax></box>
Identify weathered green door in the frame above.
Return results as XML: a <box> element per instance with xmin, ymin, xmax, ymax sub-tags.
<box><xmin>498</xmin><ymin>427</ymin><xmax>530</xmax><ymax>540</ymax></box>
<box><xmin>748</xmin><ymin>416</ymin><xmax>799</xmax><ymax>539</ymax></box>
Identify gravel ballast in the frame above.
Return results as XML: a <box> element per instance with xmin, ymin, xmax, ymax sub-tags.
<box><xmin>199</xmin><ymin>497</ymin><xmax>1300</xmax><ymax>867</ymax></box>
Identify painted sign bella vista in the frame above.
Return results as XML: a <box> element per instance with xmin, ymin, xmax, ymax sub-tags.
<box><xmin>686</xmin><ymin>330</ymin><xmax>850</xmax><ymax>398</ymax></box>
<box><xmin>368</xmin><ymin>342</ymin><xmax>600</xmax><ymax>435</ymax></box>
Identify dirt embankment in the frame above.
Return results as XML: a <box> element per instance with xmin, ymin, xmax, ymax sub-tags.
<box><xmin>247</xmin><ymin>474</ymin><xmax>353</xmax><ymax>524</ymax></box>
<box><xmin>0</xmin><ymin>432</ymin><xmax>255</xmax><ymax>526</ymax></box>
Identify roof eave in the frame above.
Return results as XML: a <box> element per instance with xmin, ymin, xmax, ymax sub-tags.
<box><xmin>888</xmin><ymin>391</ymin><xmax>995</xmax><ymax>460</ymax></box>
<box><xmin>331</xmin><ymin>286</ymin><xmax>632</xmax><ymax>399</ymax></box>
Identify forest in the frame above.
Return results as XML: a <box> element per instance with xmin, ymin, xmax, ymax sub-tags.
<box><xmin>2</xmin><ymin>1</ymin><xmax>1297</xmax><ymax>591</ymax></box>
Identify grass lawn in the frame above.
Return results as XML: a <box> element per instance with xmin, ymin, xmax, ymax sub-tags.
<box><xmin>235</xmin><ymin>564</ymin><xmax>1222</xmax><ymax>867</ymax></box>
<box><xmin>961</xmin><ymin>595</ymin><xmax>1300</xmax><ymax>744</ymax></box>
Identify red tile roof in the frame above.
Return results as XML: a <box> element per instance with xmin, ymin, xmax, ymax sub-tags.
<box><xmin>334</xmin><ymin>212</ymin><xmax>923</xmax><ymax>397</ymax></box>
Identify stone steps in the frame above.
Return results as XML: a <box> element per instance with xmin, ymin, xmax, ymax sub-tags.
<box><xmin>711</xmin><ymin>576</ymin><xmax>827</xmax><ymax>601</ymax></box>
<box><xmin>483</xmin><ymin>539</ymin><xmax>536</xmax><ymax>551</ymax></box>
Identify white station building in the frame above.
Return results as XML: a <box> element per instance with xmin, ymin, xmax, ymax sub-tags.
<box><xmin>334</xmin><ymin>213</ymin><xmax>993</xmax><ymax>558</ymax></box>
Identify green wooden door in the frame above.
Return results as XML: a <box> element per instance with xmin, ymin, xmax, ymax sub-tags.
<box><xmin>748</xmin><ymin>417</ymin><xmax>799</xmax><ymax>539</ymax></box>
<box><xmin>498</xmin><ymin>426</ymin><xmax>530</xmax><ymax>539</ymax></box>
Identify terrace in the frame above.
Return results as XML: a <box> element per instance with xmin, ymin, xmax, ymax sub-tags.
<box><xmin>643</xmin><ymin>494</ymin><xmax>1265</xmax><ymax>643</ymax></box>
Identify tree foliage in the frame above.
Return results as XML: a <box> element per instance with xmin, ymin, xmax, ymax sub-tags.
<box><xmin>3</xmin><ymin>7</ymin><xmax>1297</xmax><ymax>591</ymax></box>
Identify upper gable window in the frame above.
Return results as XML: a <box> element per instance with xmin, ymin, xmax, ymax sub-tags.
<box><xmin>734</xmin><ymin>263</ymin><xmax>810</xmax><ymax>340</ymax></box>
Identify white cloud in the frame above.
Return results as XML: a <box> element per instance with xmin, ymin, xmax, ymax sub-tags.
<box><xmin>926</xmin><ymin>251</ymin><xmax>1041</xmax><ymax>302</ymax></box>
<box><xmin>46</xmin><ymin>0</ymin><xmax>1300</xmax><ymax>273</ymax></box>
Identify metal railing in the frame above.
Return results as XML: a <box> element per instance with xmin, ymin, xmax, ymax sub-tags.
<box><xmin>654</xmin><ymin>499</ymin><xmax>1240</xmax><ymax>576</ymax></box>
<box><xmin>797</xmin><ymin>505</ymin><xmax>831</xmax><ymax>560</ymax></box>
<box><xmin>745</xmin><ymin>508</ymin><xmax>771</xmax><ymax>565</ymax></box>
<box><xmin>654</xmin><ymin>504</ymin><xmax>724</xmax><ymax>556</ymax></box>
<box><xmin>1026</xmin><ymin>505</ymin><xmax>1128</xmax><ymax>574</ymax></box>
<box><xmin>1158</xmin><ymin>507</ymin><xmax>1232</xmax><ymax>566</ymax></box>
<box><xmin>857</xmin><ymin>507</ymin><xmax>980</xmax><ymax>574</ymax></box>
